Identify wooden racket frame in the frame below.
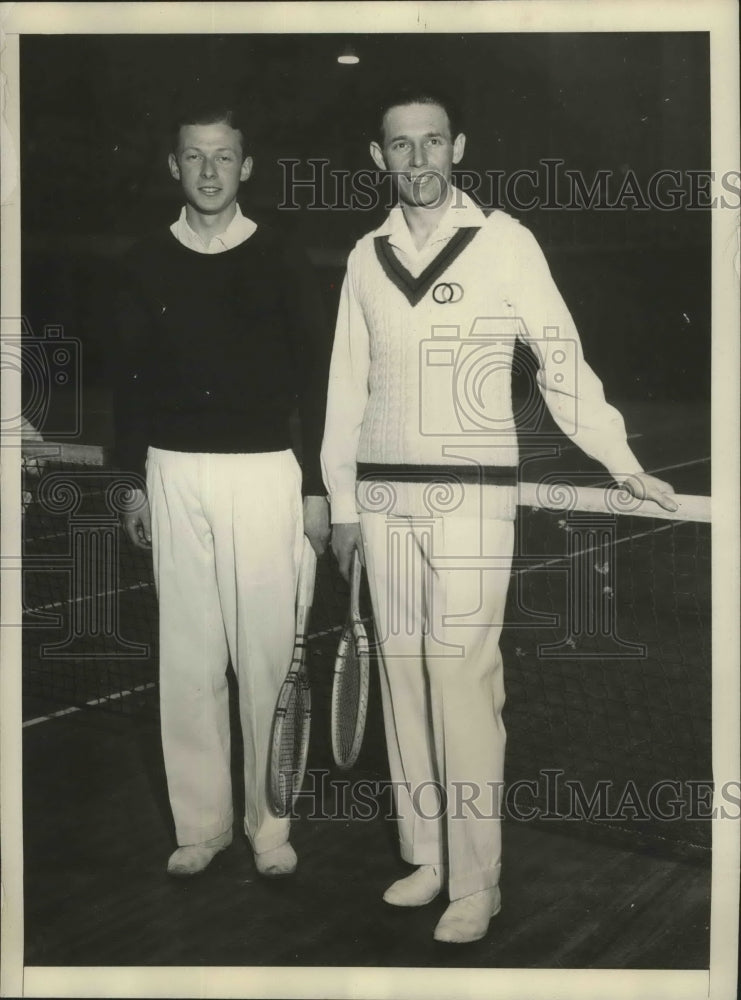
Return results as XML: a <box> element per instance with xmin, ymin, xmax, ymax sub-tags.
<box><xmin>331</xmin><ymin>548</ymin><xmax>370</xmax><ymax>770</ymax></box>
<box><xmin>268</xmin><ymin>538</ymin><xmax>317</xmax><ymax>816</ymax></box>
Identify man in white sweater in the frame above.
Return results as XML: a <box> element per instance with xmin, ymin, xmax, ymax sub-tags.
<box><xmin>321</xmin><ymin>89</ymin><xmax>676</xmax><ymax>943</ymax></box>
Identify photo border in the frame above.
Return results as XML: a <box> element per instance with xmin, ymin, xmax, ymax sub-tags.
<box><xmin>1</xmin><ymin>3</ymin><xmax>738</xmax><ymax>998</ymax></box>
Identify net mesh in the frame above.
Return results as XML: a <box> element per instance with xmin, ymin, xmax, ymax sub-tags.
<box><xmin>21</xmin><ymin>447</ymin><xmax>159</xmax><ymax>718</ymax></box>
<box><xmin>20</xmin><ymin>444</ymin><xmax>350</xmax><ymax>721</ymax></box>
<box><xmin>20</xmin><ymin>445</ymin><xmax>711</xmax><ymax>851</ymax></box>
<box><xmin>502</xmin><ymin>491</ymin><xmax>711</xmax><ymax>852</ymax></box>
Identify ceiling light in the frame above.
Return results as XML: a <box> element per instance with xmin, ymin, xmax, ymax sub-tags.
<box><xmin>337</xmin><ymin>46</ymin><xmax>359</xmax><ymax>65</ymax></box>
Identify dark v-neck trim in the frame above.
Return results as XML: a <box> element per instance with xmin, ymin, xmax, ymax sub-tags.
<box><xmin>373</xmin><ymin>226</ymin><xmax>481</xmax><ymax>307</ymax></box>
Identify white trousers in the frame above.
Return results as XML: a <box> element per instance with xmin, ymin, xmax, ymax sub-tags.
<box><xmin>146</xmin><ymin>447</ymin><xmax>304</xmax><ymax>853</ymax></box>
<box><xmin>360</xmin><ymin>512</ymin><xmax>514</xmax><ymax>900</ymax></box>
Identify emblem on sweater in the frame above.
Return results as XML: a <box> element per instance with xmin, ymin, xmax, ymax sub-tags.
<box><xmin>373</xmin><ymin>227</ymin><xmax>481</xmax><ymax>307</ymax></box>
<box><xmin>432</xmin><ymin>282</ymin><xmax>464</xmax><ymax>304</ymax></box>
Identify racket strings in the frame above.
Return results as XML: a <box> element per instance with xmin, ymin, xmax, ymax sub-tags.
<box><xmin>274</xmin><ymin>678</ymin><xmax>310</xmax><ymax>810</ymax></box>
<box><xmin>336</xmin><ymin>641</ymin><xmax>362</xmax><ymax>759</ymax></box>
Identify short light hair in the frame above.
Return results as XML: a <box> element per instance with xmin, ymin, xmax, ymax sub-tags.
<box><xmin>170</xmin><ymin>90</ymin><xmax>251</xmax><ymax>158</ymax></box>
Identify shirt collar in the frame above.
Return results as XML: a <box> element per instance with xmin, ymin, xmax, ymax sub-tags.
<box><xmin>373</xmin><ymin>187</ymin><xmax>487</xmax><ymax>252</ymax></box>
<box><xmin>170</xmin><ymin>204</ymin><xmax>257</xmax><ymax>254</ymax></box>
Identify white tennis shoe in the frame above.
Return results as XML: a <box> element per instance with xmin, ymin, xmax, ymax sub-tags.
<box><xmin>383</xmin><ymin>864</ymin><xmax>445</xmax><ymax>906</ymax></box>
<box><xmin>166</xmin><ymin>828</ymin><xmax>233</xmax><ymax>877</ymax></box>
<box><xmin>254</xmin><ymin>841</ymin><xmax>297</xmax><ymax>877</ymax></box>
<box><xmin>433</xmin><ymin>886</ymin><xmax>501</xmax><ymax>943</ymax></box>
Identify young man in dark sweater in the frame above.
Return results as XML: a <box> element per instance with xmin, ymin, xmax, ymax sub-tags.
<box><xmin>114</xmin><ymin>99</ymin><xmax>330</xmax><ymax>879</ymax></box>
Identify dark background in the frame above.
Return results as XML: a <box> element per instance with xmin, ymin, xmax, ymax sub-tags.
<box><xmin>20</xmin><ymin>32</ymin><xmax>711</xmax><ymax>438</ymax></box>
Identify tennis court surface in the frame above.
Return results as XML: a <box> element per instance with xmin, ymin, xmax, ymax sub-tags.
<box><xmin>20</xmin><ymin>400</ymin><xmax>712</xmax><ymax>968</ymax></box>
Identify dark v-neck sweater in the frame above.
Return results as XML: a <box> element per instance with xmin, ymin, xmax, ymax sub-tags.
<box><xmin>112</xmin><ymin>226</ymin><xmax>330</xmax><ymax>494</ymax></box>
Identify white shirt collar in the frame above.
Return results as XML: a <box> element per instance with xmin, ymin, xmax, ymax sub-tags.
<box><xmin>373</xmin><ymin>187</ymin><xmax>487</xmax><ymax>252</ymax></box>
<box><xmin>170</xmin><ymin>204</ymin><xmax>257</xmax><ymax>254</ymax></box>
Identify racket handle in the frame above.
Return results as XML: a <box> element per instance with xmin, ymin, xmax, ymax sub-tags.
<box><xmin>351</xmin><ymin>548</ymin><xmax>362</xmax><ymax>614</ymax></box>
<box><xmin>297</xmin><ymin>536</ymin><xmax>317</xmax><ymax>610</ymax></box>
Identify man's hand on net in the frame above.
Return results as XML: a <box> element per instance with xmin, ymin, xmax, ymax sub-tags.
<box><xmin>622</xmin><ymin>472</ymin><xmax>678</xmax><ymax>512</ymax></box>
<box><xmin>121</xmin><ymin>488</ymin><xmax>152</xmax><ymax>548</ymax></box>
<box><xmin>331</xmin><ymin>522</ymin><xmax>364</xmax><ymax>582</ymax></box>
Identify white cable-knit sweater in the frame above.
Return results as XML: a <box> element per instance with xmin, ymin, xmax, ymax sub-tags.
<box><xmin>321</xmin><ymin>190</ymin><xmax>643</xmax><ymax>523</ymax></box>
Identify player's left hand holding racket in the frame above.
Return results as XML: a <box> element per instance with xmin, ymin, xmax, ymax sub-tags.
<box><xmin>268</xmin><ymin>537</ymin><xmax>318</xmax><ymax>817</ymax></box>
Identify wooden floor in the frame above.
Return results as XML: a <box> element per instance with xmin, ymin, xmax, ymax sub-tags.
<box><xmin>22</xmin><ymin>706</ymin><xmax>710</xmax><ymax>970</ymax></box>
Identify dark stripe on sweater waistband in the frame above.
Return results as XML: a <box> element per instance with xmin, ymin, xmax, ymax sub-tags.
<box><xmin>357</xmin><ymin>463</ymin><xmax>517</xmax><ymax>486</ymax></box>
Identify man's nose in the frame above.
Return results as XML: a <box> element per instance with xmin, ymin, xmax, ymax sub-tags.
<box><xmin>411</xmin><ymin>144</ymin><xmax>427</xmax><ymax>168</ymax></box>
<box><xmin>200</xmin><ymin>158</ymin><xmax>217</xmax><ymax>177</ymax></box>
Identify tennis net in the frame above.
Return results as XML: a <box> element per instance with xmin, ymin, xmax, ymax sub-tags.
<box><xmin>501</xmin><ymin>477</ymin><xmax>711</xmax><ymax>853</ymax></box>
<box><xmin>20</xmin><ymin>443</ymin><xmax>712</xmax><ymax>850</ymax></box>
<box><xmin>20</xmin><ymin>441</ymin><xmax>351</xmax><ymax>723</ymax></box>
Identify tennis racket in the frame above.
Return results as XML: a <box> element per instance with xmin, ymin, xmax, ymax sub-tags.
<box><xmin>331</xmin><ymin>549</ymin><xmax>370</xmax><ymax>770</ymax></box>
<box><xmin>268</xmin><ymin>537</ymin><xmax>318</xmax><ymax>817</ymax></box>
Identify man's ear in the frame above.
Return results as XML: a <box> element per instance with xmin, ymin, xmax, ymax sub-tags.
<box><xmin>369</xmin><ymin>141</ymin><xmax>387</xmax><ymax>172</ymax></box>
<box><xmin>452</xmin><ymin>133</ymin><xmax>466</xmax><ymax>165</ymax></box>
<box><xmin>168</xmin><ymin>153</ymin><xmax>180</xmax><ymax>181</ymax></box>
<box><xmin>240</xmin><ymin>156</ymin><xmax>253</xmax><ymax>182</ymax></box>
